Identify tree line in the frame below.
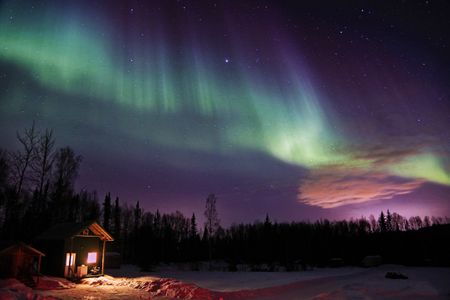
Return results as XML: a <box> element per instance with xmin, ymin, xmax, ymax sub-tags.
<box><xmin>120</xmin><ymin>205</ymin><xmax>450</xmax><ymax>269</ymax></box>
<box><xmin>1</xmin><ymin>124</ymin><xmax>449</xmax><ymax>269</ymax></box>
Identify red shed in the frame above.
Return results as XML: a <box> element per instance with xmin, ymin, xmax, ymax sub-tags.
<box><xmin>0</xmin><ymin>242</ymin><xmax>45</xmax><ymax>286</ymax></box>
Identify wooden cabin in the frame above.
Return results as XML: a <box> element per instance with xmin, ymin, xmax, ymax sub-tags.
<box><xmin>35</xmin><ymin>221</ymin><xmax>113</xmax><ymax>278</ymax></box>
<box><xmin>0</xmin><ymin>242</ymin><xmax>45</xmax><ymax>286</ymax></box>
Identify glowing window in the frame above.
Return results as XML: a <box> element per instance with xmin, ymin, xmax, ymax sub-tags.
<box><xmin>66</xmin><ymin>253</ymin><xmax>75</xmax><ymax>266</ymax></box>
<box><xmin>87</xmin><ymin>252</ymin><xmax>97</xmax><ymax>264</ymax></box>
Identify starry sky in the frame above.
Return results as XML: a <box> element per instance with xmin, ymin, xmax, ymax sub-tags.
<box><xmin>1</xmin><ymin>0</ymin><xmax>449</xmax><ymax>226</ymax></box>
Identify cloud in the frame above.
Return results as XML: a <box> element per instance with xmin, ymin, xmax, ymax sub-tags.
<box><xmin>298</xmin><ymin>167</ymin><xmax>425</xmax><ymax>208</ymax></box>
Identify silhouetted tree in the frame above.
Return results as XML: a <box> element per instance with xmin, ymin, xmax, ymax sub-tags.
<box><xmin>204</xmin><ymin>194</ymin><xmax>220</xmax><ymax>238</ymax></box>
<box><xmin>103</xmin><ymin>192</ymin><xmax>112</xmax><ymax>232</ymax></box>
<box><xmin>52</xmin><ymin>147</ymin><xmax>82</xmax><ymax>194</ymax></box>
<box><xmin>391</xmin><ymin>212</ymin><xmax>403</xmax><ymax>231</ymax></box>
<box><xmin>0</xmin><ymin>148</ymin><xmax>9</xmax><ymax>190</ymax></box>
<box><xmin>134</xmin><ymin>201</ymin><xmax>142</xmax><ymax>232</ymax></box>
<box><xmin>67</xmin><ymin>193</ymin><xmax>80</xmax><ymax>222</ymax></box>
<box><xmin>113</xmin><ymin>197</ymin><xmax>121</xmax><ymax>238</ymax></box>
<box><xmin>378</xmin><ymin>211</ymin><xmax>387</xmax><ymax>233</ymax></box>
<box><xmin>358</xmin><ymin>217</ymin><xmax>370</xmax><ymax>235</ymax></box>
<box><xmin>31</xmin><ymin>129</ymin><xmax>55</xmax><ymax>198</ymax></box>
<box><xmin>190</xmin><ymin>213</ymin><xmax>198</xmax><ymax>240</ymax></box>
<box><xmin>79</xmin><ymin>189</ymin><xmax>101</xmax><ymax>221</ymax></box>
<box><xmin>0</xmin><ymin>148</ymin><xmax>10</xmax><ymax>207</ymax></box>
<box><xmin>204</xmin><ymin>194</ymin><xmax>220</xmax><ymax>265</ymax></box>
<box><xmin>120</xmin><ymin>203</ymin><xmax>133</xmax><ymax>262</ymax></box>
<box><xmin>431</xmin><ymin>216</ymin><xmax>443</xmax><ymax>226</ymax></box>
<box><xmin>386</xmin><ymin>209</ymin><xmax>392</xmax><ymax>231</ymax></box>
<box><xmin>10</xmin><ymin>122</ymin><xmax>40</xmax><ymax>198</ymax></box>
<box><xmin>405</xmin><ymin>219</ymin><xmax>410</xmax><ymax>231</ymax></box>
<box><xmin>3</xmin><ymin>124</ymin><xmax>41</xmax><ymax>239</ymax></box>
<box><xmin>409</xmin><ymin>216</ymin><xmax>423</xmax><ymax>230</ymax></box>
<box><xmin>132</xmin><ymin>201</ymin><xmax>142</xmax><ymax>263</ymax></box>
<box><xmin>50</xmin><ymin>147</ymin><xmax>82</xmax><ymax>223</ymax></box>
<box><xmin>369</xmin><ymin>214</ymin><xmax>378</xmax><ymax>233</ymax></box>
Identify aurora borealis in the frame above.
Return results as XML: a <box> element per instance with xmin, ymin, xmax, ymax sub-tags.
<box><xmin>1</xmin><ymin>0</ymin><xmax>449</xmax><ymax>225</ymax></box>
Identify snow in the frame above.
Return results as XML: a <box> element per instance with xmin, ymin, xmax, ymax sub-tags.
<box><xmin>0</xmin><ymin>278</ymin><xmax>60</xmax><ymax>300</ymax></box>
<box><xmin>1</xmin><ymin>264</ymin><xmax>449</xmax><ymax>299</ymax></box>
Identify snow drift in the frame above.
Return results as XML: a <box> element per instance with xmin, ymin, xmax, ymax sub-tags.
<box><xmin>1</xmin><ymin>264</ymin><xmax>449</xmax><ymax>300</ymax></box>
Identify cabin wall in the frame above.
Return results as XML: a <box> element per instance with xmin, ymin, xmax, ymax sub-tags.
<box><xmin>35</xmin><ymin>238</ymin><xmax>103</xmax><ymax>277</ymax></box>
<box><xmin>35</xmin><ymin>240</ymin><xmax>65</xmax><ymax>277</ymax></box>
<box><xmin>69</xmin><ymin>237</ymin><xmax>103</xmax><ymax>274</ymax></box>
<box><xmin>0</xmin><ymin>253</ymin><xmax>13</xmax><ymax>278</ymax></box>
<box><xmin>0</xmin><ymin>251</ymin><xmax>35</xmax><ymax>278</ymax></box>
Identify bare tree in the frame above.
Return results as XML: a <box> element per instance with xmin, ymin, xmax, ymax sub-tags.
<box><xmin>10</xmin><ymin>122</ymin><xmax>40</xmax><ymax>197</ymax></box>
<box><xmin>391</xmin><ymin>212</ymin><xmax>404</xmax><ymax>231</ymax></box>
<box><xmin>204</xmin><ymin>194</ymin><xmax>220</xmax><ymax>238</ymax></box>
<box><xmin>0</xmin><ymin>148</ymin><xmax>10</xmax><ymax>224</ymax></box>
<box><xmin>0</xmin><ymin>148</ymin><xmax>9</xmax><ymax>194</ymax></box>
<box><xmin>53</xmin><ymin>146</ymin><xmax>82</xmax><ymax>194</ymax></box>
<box><xmin>369</xmin><ymin>214</ymin><xmax>378</xmax><ymax>233</ymax></box>
<box><xmin>50</xmin><ymin>146</ymin><xmax>82</xmax><ymax>223</ymax></box>
<box><xmin>204</xmin><ymin>194</ymin><xmax>220</xmax><ymax>265</ymax></box>
<box><xmin>31</xmin><ymin>129</ymin><xmax>55</xmax><ymax>197</ymax></box>
<box><xmin>431</xmin><ymin>216</ymin><xmax>443</xmax><ymax>226</ymax></box>
<box><xmin>415</xmin><ymin>216</ymin><xmax>423</xmax><ymax>229</ymax></box>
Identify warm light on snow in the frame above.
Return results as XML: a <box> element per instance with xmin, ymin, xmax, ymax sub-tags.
<box><xmin>1</xmin><ymin>264</ymin><xmax>449</xmax><ymax>299</ymax></box>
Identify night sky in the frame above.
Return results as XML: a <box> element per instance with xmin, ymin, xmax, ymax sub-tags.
<box><xmin>1</xmin><ymin>0</ymin><xmax>449</xmax><ymax>226</ymax></box>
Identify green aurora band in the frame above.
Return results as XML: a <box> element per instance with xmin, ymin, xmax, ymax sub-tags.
<box><xmin>1</xmin><ymin>0</ymin><xmax>449</xmax><ymax>193</ymax></box>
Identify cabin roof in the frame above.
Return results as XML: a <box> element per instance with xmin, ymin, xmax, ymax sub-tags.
<box><xmin>0</xmin><ymin>241</ymin><xmax>45</xmax><ymax>257</ymax></box>
<box><xmin>36</xmin><ymin>221</ymin><xmax>114</xmax><ymax>242</ymax></box>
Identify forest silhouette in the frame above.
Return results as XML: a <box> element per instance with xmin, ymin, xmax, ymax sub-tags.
<box><xmin>1</xmin><ymin>124</ymin><xmax>449</xmax><ymax>270</ymax></box>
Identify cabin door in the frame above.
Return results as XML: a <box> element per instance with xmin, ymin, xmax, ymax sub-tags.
<box><xmin>64</xmin><ymin>253</ymin><xmax>76</xmax><ymax>277</ymax></box>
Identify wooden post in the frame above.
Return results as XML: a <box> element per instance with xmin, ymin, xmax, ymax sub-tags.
<box><xmin>70</xmin><ymin>238</ymin><xmax>74</xmax><ymax>277</ymax></box>
<box><xmin>37</xmin><ymin>255</ymin><xmax>42</xmax><ymax>284</ymax></box>
<box><xmin>101</xmin><ymin>239</ymin><xmax>106</xmax><ymax>276</ymax></box>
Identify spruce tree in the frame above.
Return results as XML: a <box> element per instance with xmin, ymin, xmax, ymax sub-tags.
<box><xmin>103</xmin><ymin>192</ymin><xmax>112</xmax><ymax>232</ymax></box>
<box><xmin>378</xmin><ymin>211</ymin><xmax>387</xmax><ymax>233</ymax></box>
<box><xmin>190</xmin><ymin>213</ymin><xmax>198</xmax><ymax>240</ymax></box>
<box><xmin>113</xmin><ymin>197</ymin><xmax>121</xmax><ymax>238</ymax></box>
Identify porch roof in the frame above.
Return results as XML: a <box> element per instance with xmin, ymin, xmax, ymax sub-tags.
<box><xmin>36</xmin><ymin>221</ymin><xmax>114</xmax><ymax>242</ymax></box>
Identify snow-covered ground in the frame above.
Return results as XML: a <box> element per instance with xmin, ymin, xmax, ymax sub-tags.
<box><xmin>1</xmin><ymin>264</ymin><xmax>449</xmax><ymax>299</ymax></box>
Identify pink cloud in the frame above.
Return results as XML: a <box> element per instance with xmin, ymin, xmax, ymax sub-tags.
<box><xmin>298</xmin><ymin>168</ymin><xmax>425</xmax><ymax>208</ymax></box>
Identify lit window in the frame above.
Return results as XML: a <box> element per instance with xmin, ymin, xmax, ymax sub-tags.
<box><xmin>66</xmin><ymin>253</ymin><xmax>75</xmax><ymax>266</ymax></box>
<box><xmin>87</xmin><ymin>252</ymin><xmax>97</xmax><ymax>264</ymax></box>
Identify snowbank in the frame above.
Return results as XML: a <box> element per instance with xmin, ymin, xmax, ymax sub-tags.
<box><xmin>0</xmin><ymin>278</ymin><xmax>60</xmax><ymax>300</ymax></box>
<box><xmin>81</xmin><ymin>276</ymin><xmax>213</xmax><ymax>299</ymax></box>
<box><xmin>91</xmin><ymin>265</ymin><xmax>450</xmax><ymax>299</ymax></box>
<box><xmin>2</xmin><ymin>264</ymin><xmax>449</xmax><ymax>300</ymax></box>
<box><xmin>35</xmin><ymin>276</ymin><xmax>77</xmax><ymax>290</ymax></box>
